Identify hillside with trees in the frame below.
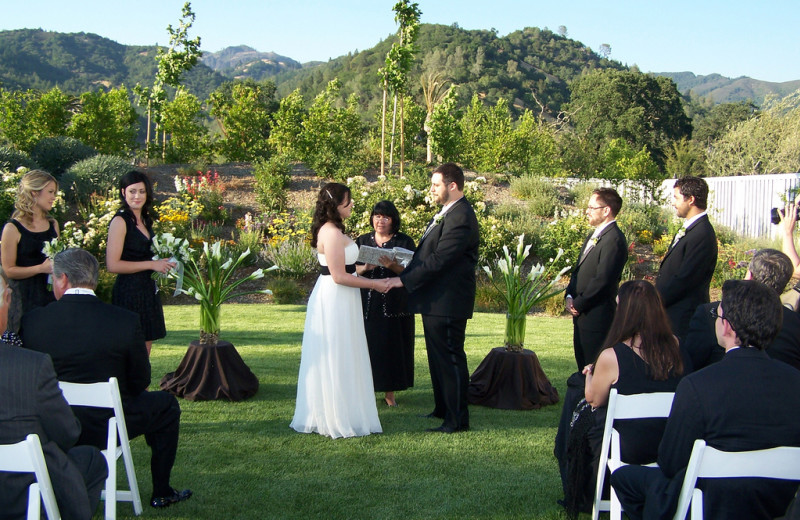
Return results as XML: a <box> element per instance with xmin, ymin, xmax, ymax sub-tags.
<box><xmin>656</xmin><ymin>71</ymin><xmax>800</xmax><ymax>105</ymax></box>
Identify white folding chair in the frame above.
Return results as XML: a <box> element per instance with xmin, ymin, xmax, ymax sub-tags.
<box><xmin>592</xmin><ymin>389</ymin><xmax>675</xmax><ymax>520</ymax></box>
<box><xmin>0</xmin><ymin>433</ymin><xmax>61</xmax><ymax>520</ymax></box>
<box><xmin>672</xmin><ymin>439</ymin><xmax>800</xmax><ymax>520</ymax></box>
<box><xmin>58</xmin><ymin>377</ymin><xmax>142</xmax><ymax>519</ymax></box>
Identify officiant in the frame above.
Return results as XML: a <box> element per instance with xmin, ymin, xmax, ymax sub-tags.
<box><xmin>355</xmin><ymin>200</ymin><xmax>416</xmax><ymax>407</ymax></box>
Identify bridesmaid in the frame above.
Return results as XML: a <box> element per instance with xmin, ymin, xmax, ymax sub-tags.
<box><xmin>106</xmin><ymin>170</ymin><xmax>174</xmax><ymax>355</ymax></box>
<box><xmin>0</xmin><ymin>169</ymin><xmax>59</xmax><ymax>337</ymax></box>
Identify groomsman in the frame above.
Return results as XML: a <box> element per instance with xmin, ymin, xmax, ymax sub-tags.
<box><xmin>656</xmin><ymin>176</ymin><xmax>717</xmax><ymax>340</ymax></box>
<box><xmin>565</xmin><ymin>188</ymin><xmax>628</xmax><ymax>370</ymax></box>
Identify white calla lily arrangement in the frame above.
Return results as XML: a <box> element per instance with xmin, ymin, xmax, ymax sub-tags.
<box><xmin>483</xmin><ymin>234</ymin><xmax>571</xmax><ymax>351</ymax></box>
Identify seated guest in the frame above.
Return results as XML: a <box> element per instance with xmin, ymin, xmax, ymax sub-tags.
<box><xmin>683</xmin><ymin>249</ymin><xmax>800</xmax><ymax>371</ymax></box>
<box><xmin>21</xmin><ymin>248</ymin><xmax>192</xmax><ymax>509</ymax></box>
<box><xmin>611</xmin><ymin>280</ymin><xmax>800</xmax><ymax>520</ymax></box>
<box><xmin>0</xmin><ymin>272</ymin><xmax>107</xmax><ymax>520</ymax></box>
<box><xmin>563</xmin><ymin>281</ymin><xmax>685</xmax><ymax>515</ymax></box>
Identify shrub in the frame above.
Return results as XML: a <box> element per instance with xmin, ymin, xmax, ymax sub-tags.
<box><xmin>536</xmin><ymin>212</ymin><xmax>590</xmax><ymax>272</ymax></box>
<box><xmin>267</xmin><ymin>276</ymin><xmax>306</xmax><ymax>304</ymax></box>
<box><xmin>229</xmin><ymin>228</ymin><xmax>264</xmax><ymax>265</ymax></box>
<box><xmin>0</xmin><ymin>146</ymin><xmax>39</xmax><ymax>171</ymax></box>
<box><xmin>174</xmin><ymin>170</ymin><xmax>228</xmax><ymax>224</ymax></box>
<box><xmin>540</xmin><ymin>292</ymin><xmax>568</xmax><ymax>317</ymax></box>
<box><xmin>30</xmin><ymin>136</ymin><xmax>97</xmax><ymax>177</ymax></box>
<box><xmin>568</xmin><ymin>182</ymin><xmax>599</xmax><ymax>207</ymax></box>
<box><xmin>473</xmin><ymin>274</ymin><xmax>506</xmax><ymax>313</ymax></box>
<box><xmin>262</xmin><ymin>238</ymin><xmax>318</xmax><ymax>279</ymax></box>
<box><xmin>492</xmin><ymin>202</ymin><xmax>546</xmax><ymax>241</ymax></box>
<box><xmin>154</xmin><ymin>194</ymin><xmax>203</xmax><ymax>238</ymax></box>
<box><xmin>253</xmin><ymin>155</ymin><xmax>291</xmax><ymax>212</ymax></box>
<box><xmin>0</xmin><ymin>167</ymin><xmax>25</xmax><ymax>224</ymax></box>
<box><xmin>510</xmin><ymin>175</ymin><xmax>560</xmax><ymax>201</ymax></box>
<box><xmin>62</xmin><ymin>154</ymin><xmax>132</xmax><ymax>203</ymax></box>
<box><xmin>616</xmin><ymin>203</ymin><xmax>670</xmax><ymax>244</ymax></box>
<box><xmin>712</xmin><ymin>240</ymin><xmax>753</xmax><ymax>288</ymax></box>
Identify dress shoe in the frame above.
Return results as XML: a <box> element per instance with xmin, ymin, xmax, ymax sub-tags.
<box><xmin>150</xmin><ymin>488</ymin><xmax>192</xmax><ymax>508</ymax></box>
<box><xmin>426</xmin><ymin>425</ymin><xmax>469</xmax><ymax>434</ymax></box>
<box><xmin>418</xmin><ymin>412</ymin><xmax>444</xmax><ymax>419</ymax></box>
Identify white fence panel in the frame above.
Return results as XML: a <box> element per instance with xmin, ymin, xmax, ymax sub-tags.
<box><xmin>562</xmin><ymin>174</ymin><xmax>800</xmax><ymax>240</ymax></box>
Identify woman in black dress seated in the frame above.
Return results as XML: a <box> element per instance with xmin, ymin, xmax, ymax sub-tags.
<box><xmin>0</xmin><ymin>170</ymin><xmax>59</xmax><ymax>339</ymax></box>
<box><xmin>106</xmin><ymin>171</ymin><xmax>175</xmax><ymax>355</ymax></box>
<box><xmin>355</xmin><ymin>201</ymin><xmax>415</xmax><ymax>407</ymax></box>
<box><xmin>564</xmin><ymin>280</ymin><xmax>685</xmax><ymax>516</ymax></box>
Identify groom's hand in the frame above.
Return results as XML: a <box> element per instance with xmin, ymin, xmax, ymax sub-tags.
<box><xmin>565</xmin><ymin>296</ymin><xmax>579</xmax><ymax>317</ymax></box>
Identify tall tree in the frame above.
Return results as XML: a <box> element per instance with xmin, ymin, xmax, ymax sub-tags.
<box><xmin>420</xmin><ymin>71</ymin><xmax>450</xmax><ymax>163</ymax></box>
<box><xmin>69</xmin><ymin>87</ymin><xmax>137</xmax><ymax>155</ymax></box>
<box><xmin>565</xmin><ymin>69</ymin><xmax>691</xmax><ymax>169</ymax></box>
<box><xmin>134</xmin><ymin>2</ymin><xmax>202</xmax><ymax>162</ymax></box>
<box><xmin>208</xmin><ymin>79</ymin><xmax>278</xmax><ymax>162</ymax></box>
<box><xmin>378</xmin><ymin>0</ymin><xmax>421</xmax><ymax>176</ymax></box>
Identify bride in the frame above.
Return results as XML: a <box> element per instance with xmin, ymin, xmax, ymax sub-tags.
<box><xmin>290</xmin><ymin>183</ymin><xmax>391</xmax><ymax>438</ymax></box>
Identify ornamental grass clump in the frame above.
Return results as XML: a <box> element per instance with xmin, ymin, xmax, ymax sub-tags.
<box><xmin>483</xmin><ymin>234</ymin><xmax>570</xmax><ymax>352</ymax></box>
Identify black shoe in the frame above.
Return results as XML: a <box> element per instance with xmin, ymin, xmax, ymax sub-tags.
<box><xmin>151</xmin><ymin>488</ymin><xmax>192</xmax><ymax>508</ymax></box>
<box><xmin>426</xmin><ymin>425</ymin><xmax>469</xmax><ymax>434</ymax></box>
<box><xmin>418</xmin><ymin>412</ymin><xmax>444</xmax><ymax>419</ymax></box>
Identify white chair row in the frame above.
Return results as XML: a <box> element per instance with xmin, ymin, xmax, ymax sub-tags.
<box><xmin>592</xmin><ymin>389</ymin><xmax>675</xmax><ymax>520</ymax></box>
<box><xmin>0</xmin><ymin>378</ymin><xmax>141</xmax><ymax>520</ymax></box>
<box><xmin>58</xmin><ymin>377</ymin><xmax>143</xmax><ymax>520</ymax></box>
<box><xmin>0</xmin><ymin>433</ymin><xmax>61</xmax><ymax>520</ymax></box>
<box><xmin>590</xmin><ymin>389</ymin><xmax>800</xmax><ymax>520</ymax></box>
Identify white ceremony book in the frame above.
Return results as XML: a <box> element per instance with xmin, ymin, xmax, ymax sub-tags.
<box><xmin>356</xmin><ymin>245</ymin><xmax>414</xmax><ymax>267</ymax></box>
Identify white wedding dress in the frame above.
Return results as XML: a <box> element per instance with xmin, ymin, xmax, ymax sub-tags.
<box><xmin>290</xmin><ymin>241</ymin><xmax>382</xmax><ymax>438</ymax></box>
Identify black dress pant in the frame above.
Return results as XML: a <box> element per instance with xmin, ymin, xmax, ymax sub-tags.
<box><xmin>422</xmin><ymin>314</ymin><xmax>469</xmax><ymax>430</ymax></box>
<box><xmin>75</xmin><ymin>390</ymin><xmax>181</xmax><ymax>497</ymax></box>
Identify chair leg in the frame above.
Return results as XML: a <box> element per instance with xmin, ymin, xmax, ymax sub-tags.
<box><xmin>28</xmin><ymin>483</ymin><xmax>40</xmax><ymax>520</ymax></box>
<box><xmin>120</xmin><ymin>443</ymin><xmax>142</xmax><ymax>515</ymax></box>
<box><xmin>610</xmin><ymin>485</ymin><xmax>623</xmax><ymax>520</ymax></box>
<box><xmin>102</xmin><ymin>449</ymin><xmax>116</xmax><ymax>520</ymax></box>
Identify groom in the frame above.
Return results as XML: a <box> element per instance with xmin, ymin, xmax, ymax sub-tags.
<box><xmin>388</xmin><ymin>163</ymin><xmax>480</xmax><ymax>433</ymax></box>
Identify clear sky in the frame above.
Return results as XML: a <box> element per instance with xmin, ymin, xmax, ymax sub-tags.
<box><xmin>1</xmin><ymin>0</ymin><xmax>798</xmax><ymax>83</ymax></box>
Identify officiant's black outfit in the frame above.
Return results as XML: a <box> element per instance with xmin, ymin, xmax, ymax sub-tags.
<box><xmin>356</xmin><ymin>231</ymin><xmax>416</xmax><ymax>393</ymax></box>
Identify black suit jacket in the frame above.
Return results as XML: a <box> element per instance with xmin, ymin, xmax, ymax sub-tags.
<box><xmin>684</xmin><ymin>302</ymin><xmax>800</xmax><ymax>372</ymax></box>
<box><xmin>656</xmin><ymin>348</ymin><xmax>800</xmax><ymax>519</ymax></box>
<box><xmin>0</xmin><ymin>343</ymin><xmax>92</xmax><ymax>520</ymax></box>
<box><xmin>566</xmin><ymin>222</ymin><xmax>628</xmax><ymax>331</ymax></box>
<box><xmin>21</xmin><ymin>293</ymin><xmax>150</xmax><ymax>444</ymax></box>
<box><xmin>400</xmin><ymin>197</ymin><xmax>480</xmax><ymax>319</ymax></box>
<box><xmin>656</xmin><ymin>214</ymin><xmax>717</xmax><ymax>338</ymax></box>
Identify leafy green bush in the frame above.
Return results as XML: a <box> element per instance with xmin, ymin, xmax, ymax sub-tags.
<box><xmin>267</xmin><ymin>276</ymin><xmax>307</xmax><ymax>304</ymax></box>
<box><xmin>0</xmin><ymin>146</ymin><xmax>39</xmax><ymax>171</ymax></box>
<box><xmin>228</xmin><ymin>229</ymin><xmax>263</xmax><ymax>265</ymax></box>
<box><xmin>30</xmin><ymin>136</ymin><xmax>97</xmax><ymax>177</ymax></box>
<box><xmin>536</xmin><ymin>212</ymin><xmax>590</xmax><ymax>272</ymax></box>
<box><xmin>253</xmin><ymin>155</ymin><xmax>291</xmax><ymax>212</ymax></box>
<box><xmin>616</xmin><ymin>203</ymin><xmax>670</xmax><ymax>244</ymax></box>
<box><xmin>0</xmin><ymin>167</ymin><xmax>25</xmax><ymax>224</ymax></box>
<box><xmin>473</xmin><ymin>274</ymin><xmax>506</xmax><ymax>313</ymax></box>
<box><xmin>492</xmin><ymin>202</ymin><xmax>546</xmax><ymax>241</ymax></box>
<box><xmin>510</xmin><ymin>175</ymin><xmax>559</xmax><ymax>200</ymax></box>
<box><xmin>262</xmin><ymin>238</ymin><xmax>318</xmax><ymax>279</ymax></box>
<box><xmin>61</xmin><ymin>154</ymin><xmax>131</xmax><ymax>203</ymax></box>
<box><xmin>568</xmin><ymin>182</ymin><xmax>599</xmax><ymax>208</ymax></box>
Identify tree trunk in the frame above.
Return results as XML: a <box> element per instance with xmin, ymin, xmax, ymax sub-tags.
<box><xmin>389</xmin><ymin>94</ymin><xmax>397</xmax><ymax>169</ymax></box>
<box><xmin>425</xmin><ymin>113</ymin><xmax>433</xmax><ymax>164</ymax></box>
<box><xmin>380</xmin><ymin>85</ymin><xmax>387</xmax><ymax>176</ymax></box>
<box><xmin>145</xmin><ymin>101</ymin><xmax>152</xmax><ymax>165</ymax></box>
<box><xmin>400</xmin><ymin>95</ymin><xmax>405</xmax><ymax>178</ymax></box>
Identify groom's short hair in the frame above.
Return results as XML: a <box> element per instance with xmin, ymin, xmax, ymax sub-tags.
<box><xmin>434</xmin><ymin>163</ymin><xmax>465</xmax><ymax>191</ymax></box>
<box><xmin>592</xmin><ymin>188</ymin><xmax>622</xmax><ymax>217</ymax></box>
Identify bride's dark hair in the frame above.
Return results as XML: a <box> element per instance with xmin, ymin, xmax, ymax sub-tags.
<box><xmin>310</xmin><ymin>183</ymin><xmax>351</xmax><ymax>248</ymax></box>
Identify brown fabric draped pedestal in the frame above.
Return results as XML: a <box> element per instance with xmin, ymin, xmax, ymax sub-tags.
<box><xmin>468</xmin><ymin>347</ymin><xmax>560</xmax><ymax>410</ymax></box>
<box><xmin>160</xmin><ymin>340</ymin><xmax>259</xmax><ymax>401</ymax></box>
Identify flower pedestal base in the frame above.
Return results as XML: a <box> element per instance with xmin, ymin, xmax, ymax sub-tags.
<box><xmin>160</xmin><ymin>340</ymin><xmax>259</xmax><ymax>401</ymax></box>
<box><xmin>467</xmin><ymin>347</ymin><xmax>560</xmax><ymax>410</ymax></box>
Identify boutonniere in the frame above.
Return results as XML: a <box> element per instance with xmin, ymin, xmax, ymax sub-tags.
<box><xmin>672</xmin><ymin>227</ymin><xmax>686</xmax><ymax>244</ymax></box>
<box><xmin>587</xmin><ymin>237</ymin><xmax>599</xmax><ymax>248</ymax></box>
<box><xmin>432</xmin><ymin>213</ymin><xmax>444</xmax><ymax>226</ymax></box>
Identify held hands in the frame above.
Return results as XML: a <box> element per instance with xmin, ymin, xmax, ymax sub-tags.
<box><xmin>582</xmin><ymin>364</ymin><xmax>594</xmax><ymax>377</ymax></box>
<box><xmin>373</xmin><ymin>277</ymin><xmax>394</xmax><ymax>294</ymax></box>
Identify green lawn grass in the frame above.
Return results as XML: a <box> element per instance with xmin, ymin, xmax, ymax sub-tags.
<box><xmin>120</xmin><ymin>305</ymin><xmax>576</xmax><ymax>520</ymax></box>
